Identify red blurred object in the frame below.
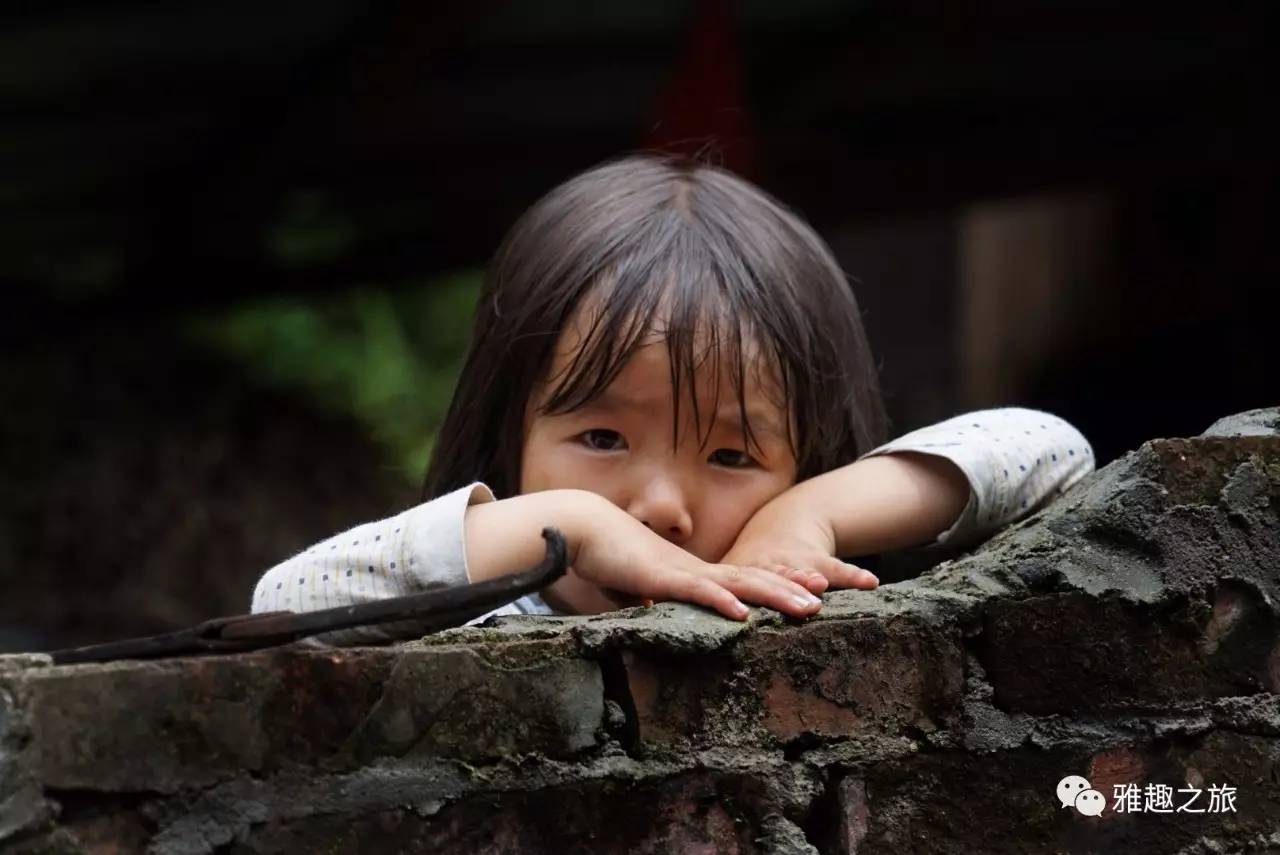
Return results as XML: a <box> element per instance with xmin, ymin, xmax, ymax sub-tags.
<box><xmin>644</xmin><ymin>0</ymin><xmax>759</xmax><ymax>178</ymax></box>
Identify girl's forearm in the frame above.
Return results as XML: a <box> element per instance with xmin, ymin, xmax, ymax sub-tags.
<box><xmin>465</xmin><ymin>489</ymin><xmax>630</xmax><ymax>613</ymax></box>
<box><xmin>790</xmin><ymin>453</ymin><xmax>970</xmax><ymax>556</ymax></box>
<box><xmin>463</xmin><ymin>489</ymin><xmax>601</xmax><ymax>582</ymax></box>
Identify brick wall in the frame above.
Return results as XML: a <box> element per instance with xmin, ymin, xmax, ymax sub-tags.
<box><xmin>3</xmin><ymin>409</ymin><xmax>1278</xmax><ymax>854</ymax></box>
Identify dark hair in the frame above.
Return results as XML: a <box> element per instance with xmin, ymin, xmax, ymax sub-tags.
<box><xmin>423</xmin><ymin>154</ymin><xmax>887</xmax><ymax>500</ymax></box>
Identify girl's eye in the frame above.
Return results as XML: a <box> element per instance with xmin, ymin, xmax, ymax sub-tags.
<box><xmin>709</xmin><ymin>448</ymin><xmax>756</xmax><ymax>468</ymax></box>
<box><xmin>581</xmin><ymin>429</ymin><xmax>627</xmax><ymax>452</ymax></box>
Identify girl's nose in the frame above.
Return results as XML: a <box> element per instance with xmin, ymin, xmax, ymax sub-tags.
<box><xmin>626</xmin><ymin>475</ymin><xmax>694</xmax><ymax>545</ymax></box>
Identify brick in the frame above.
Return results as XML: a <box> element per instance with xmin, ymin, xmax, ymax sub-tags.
<box><xmin>5</xmin><ymin>643</ymin><xmax>600</xmax><ymax>793</ymax></box>
<box><xmin>230</xmin><ymin>772</ymin><xmax>764</xmax><ymax>854</ymax></box>
<box><xmin>1087</xmin><ymin>746</ymin><xmax>1147</xmax><ymax>807</ymax></box>
<box><xmin>744</xmin><ymin>618</ymin><xmax>964</xmax><ymax>742</ymax></box>
<box><xmin>835</xmin><ymin>777</ymin><xmax>870</xmax><ymax>855</ymax></box>
<box><xmin>979</xmin><ymin>585</ymin><xmax>1278</xmax><ymax>715</ymax></box>
<box><xmin>621</xmin><ymin>649</ymin><xmax>738</xmax><ymax>750</ymax></box>
<box><xmin>341</xmin><ymin>645</ymin><xmax>602</xmax><ymax>765</ymax></box>
<box><xmin>6</xmin><ymin>650</ymin><xmax>394</xmax><ymax>792</ymax></box>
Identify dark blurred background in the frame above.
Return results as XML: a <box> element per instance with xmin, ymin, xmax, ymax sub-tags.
<box><xmin>2</xmin><ymin>1</ymin><xmax>1274</xmax><ymax>651</ymax></box>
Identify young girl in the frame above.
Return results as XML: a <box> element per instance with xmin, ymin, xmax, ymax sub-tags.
<box><xmin>251</xmin><ymin>155</ymin><xmax>1093</xmax><ymax>645</ymax></box>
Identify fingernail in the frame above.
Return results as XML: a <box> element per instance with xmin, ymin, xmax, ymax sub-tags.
<box><xmin>794</xmin><ymin>594</ymin><xmax>821</xmax><ymax>609</ymax></box>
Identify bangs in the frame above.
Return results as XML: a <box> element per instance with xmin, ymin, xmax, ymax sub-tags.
<box><xmin>536</xmin><ymin>212</ymin><xmax>791</xmax><ymax>458</ymax></box>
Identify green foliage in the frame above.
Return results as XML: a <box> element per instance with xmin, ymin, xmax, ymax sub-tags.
<box><xmin>187</xmin><ymin>272</ymin><xmax>482</xmax><ymax>482</ymax></box>
<box><xmin>264</xmin><ymin>191</ymin><xmax>359</xmax><ymax>269</ymax></box>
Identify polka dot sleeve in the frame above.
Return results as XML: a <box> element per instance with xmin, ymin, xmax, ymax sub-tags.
<box><xmin>861</xmin><ymin>408</ymin><xmax>1094</xmax><ymax>547</ymax></box>
<box><xmin>248</xmin><ymin>482</ymin><xmax>558</xmax><ymax>645</ymax></box>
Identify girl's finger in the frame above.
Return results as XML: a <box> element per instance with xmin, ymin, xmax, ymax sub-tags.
<box><xmin>707</xmin><ymin>564</ymin><xmax>823</xmax><ymax>618</ymax></box>
<box><xmin>764</xmin><ymin>563</ymin><xmax>829</xmax><ymax>594</ymax></box>
<box><xmin>658</xmin><ymin>573</ymin><xmax>751</xmax><ymax>620</ymax></box>
<box><xmin>818</xmin><ymin>556</ymin><xmax>879</xmax><ymax>590</ymax></box>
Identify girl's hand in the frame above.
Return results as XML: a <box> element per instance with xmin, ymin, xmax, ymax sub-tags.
<box><xmin>537</xmin><ymin>490</ymin><xmax>825</xmax><ymax>620</ymax></box>
<box><xmin>721</xmin><ymin>489</ymin><xmax>879</xmax><ymax>595</ymax></box>
<box><xmin>723</xmin><ymin>453</ymin><xmax>970</xmax><ymax>594</ymax></box>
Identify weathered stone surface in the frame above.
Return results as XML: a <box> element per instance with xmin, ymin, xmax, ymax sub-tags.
<box><xmin>622</xmin><ymin>647</ymin><xmax>741</xmax><ymax>750</ymax></box>
<box><xmin>222</xmin><ymin>771</ymin><xmax>766</xmax><ymax>855</ymax></box>
<box><xmin>745</xmin><ymin>618</ymin><xmax>963</xmax><ymax>743</ymax></box>
<box><xmin>855</xmin><ymin>732</ymin><xmax>1280</xmax><ymax>855</ymax></box>
<box><xmin>979</xmin><ymin>586</ymin><xmax>1278</xmax><ymax>714</ymax></box>
<box><xmin>1204</xmin><ymin>407</ymin><xmax>1280</xmax><ymax>438</ymax></box>
<box><xmin>0</xmin><ymin>685</ymin><xmax>54</xmax><ymax>844</ymax></box>
<box><xmin>1</xmin><ymin>409</ymin><xmax>1278</xmax><ymax>853</ymax></box>
<box><xmin>339</xmin><ymin>644</ymin><xmax>603</xmax><ymax>765</ymax></box>
<box><xmin>429</xmin><ymin>598</ymin><xmax>758</xmax><ymax>655</ymax></box>
<box><xmin>833</xmin><ymin>777</ymin><xmax>869</xmax><ymax>855</ymax></box>
<box><xmin>1</xmin><ymin>642</ymin><xmax>603</xmax><ymax>797</ymax></box>
<box><xmin>6</xmin><ymin>650</ymin><xmax>397</xmax><ymax>792</ymax></box>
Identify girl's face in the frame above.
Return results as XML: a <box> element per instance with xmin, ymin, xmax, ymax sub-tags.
<box><xmin>521</xmin><ymin>318</ymin><xmax>798</xmax><ymax>564</ymax></box>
